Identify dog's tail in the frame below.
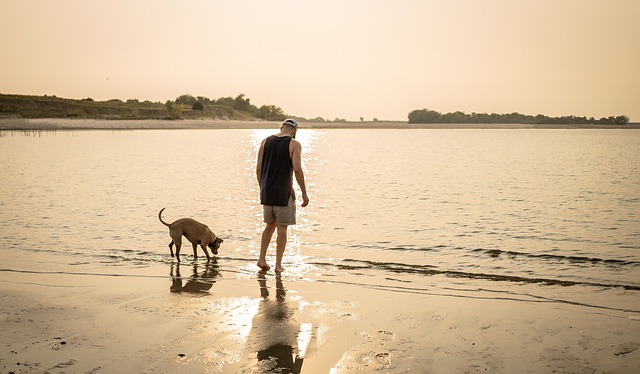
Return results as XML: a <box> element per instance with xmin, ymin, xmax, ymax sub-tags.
<box><xmin>158</xmin><ymin>208</ymin><xmax>171</xmax><ymax>227</ymax></box>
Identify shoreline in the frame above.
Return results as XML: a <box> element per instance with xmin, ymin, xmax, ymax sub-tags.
<box><xmin>1</xmin><ymin>118</ymin><xmax>639</xmax><ymax>131</ymax></box>
<box><xmin>1</xmin><ymin>261</ymin><xmax>639</xmax><ymax>373</ymax></box>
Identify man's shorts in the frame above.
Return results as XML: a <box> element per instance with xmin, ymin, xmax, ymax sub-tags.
<box><xmin>263</xmin><ymin>196</ymin><xmax>296</xmax><ymax>225</ymax></box>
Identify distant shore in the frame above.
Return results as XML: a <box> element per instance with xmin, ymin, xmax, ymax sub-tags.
<box><xmin>1</xmin><ymin>118</ymin><xmax>639</xmax><ymax>131</ymax></box>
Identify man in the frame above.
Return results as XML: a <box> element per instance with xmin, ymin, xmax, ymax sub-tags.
<box><xmin>256</xmin><ymin>119</ymin><xmax>310</xmax><ymax>272</ymax></box>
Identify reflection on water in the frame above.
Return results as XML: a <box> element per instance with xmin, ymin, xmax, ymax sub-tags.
<box><xmin>248</xmin><ymin>273</ymin><xmax>309</xmax><ymax>373</ymax></box>
<box><xmin>170</xmin><ymin>262</ymin><xmax>220</xmax><ymax>294</ymax></box>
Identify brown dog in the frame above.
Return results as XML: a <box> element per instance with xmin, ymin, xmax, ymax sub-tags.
<box><xmin>158</xmin><ymin>208</ymin><xmax>223</xmax><ymax>262</ymax></box>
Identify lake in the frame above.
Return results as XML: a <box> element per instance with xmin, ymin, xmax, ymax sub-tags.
<box><xmin>1</xmin><ymin>128</ymin><xmax>639</xmax><ymax>312</ymax></box>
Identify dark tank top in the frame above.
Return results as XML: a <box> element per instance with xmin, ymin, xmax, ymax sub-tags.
<box><xmin>260</xmin><ymin>135</ymin><xmax>293</xmax><ymax>206</ymax></box>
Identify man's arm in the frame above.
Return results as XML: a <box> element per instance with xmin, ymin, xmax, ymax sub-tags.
<box><xmin>256</xmin><ymin>139</ymin><xmax>266</xmax><ymax>185</ymax></box>
<box><xmin>290</xmin><ymin>139</ymin><xmax>309</xmax><ymax>207</ymax></box>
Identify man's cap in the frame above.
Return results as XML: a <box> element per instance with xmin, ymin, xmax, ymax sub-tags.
<box><xmin>282</xmin><ymin>119</ymin><xmax>299</xmax><ymax>129</ymax></box>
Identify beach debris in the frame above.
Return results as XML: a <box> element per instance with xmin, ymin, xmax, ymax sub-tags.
<box><xmin>44</xmin><ymin>359</ymin><xmax>78</xmax><ymax>372</ymax></box>
<box><xmin>51</xmin><ymin>337</ymin><xmax>68</xmax><ymax>350</ymax></box>
<box><xmin>376</xmin><ymin>352</ymin><xmax>391</xmax><ymax>366</ymax></box>
<box><xmin>614</xmin><ymin>342</ymin><xmax>639</xmax><ymax>356</ymax></box>
<box><xmin>178</xmin><ymin>353</ymin><xmax>186</xmax><ymax>357</ymax></box>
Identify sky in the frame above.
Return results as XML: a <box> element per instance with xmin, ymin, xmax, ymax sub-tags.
<box><xmin>1</xmin><ymin>0</ymin><xmax>639</xmax><ymax>122</ymax></box>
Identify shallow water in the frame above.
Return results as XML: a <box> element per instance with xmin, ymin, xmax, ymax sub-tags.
<box><xmin>1</xmin><ymin>128</ymin><xmax>639</xmax><ymax>311</ymax></box>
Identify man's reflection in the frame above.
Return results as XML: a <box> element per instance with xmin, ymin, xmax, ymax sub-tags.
<box><xmin>251</xmin><ymin>272</ymin><xmax>303</xmax><ymax>373</ymax></box>
<box><xmin>170</xmin><ymin>261</ymin><xmax>220</xmax><ymax>294</ymax></box>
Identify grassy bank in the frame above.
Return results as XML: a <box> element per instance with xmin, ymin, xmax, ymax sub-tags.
<box><xmin>0</xmin><ymin>93</ymin><xmax>258</xmax><ymax>120</ymax></box>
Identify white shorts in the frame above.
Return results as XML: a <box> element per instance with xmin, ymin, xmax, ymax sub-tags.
<box><xmin>263</xmin><ymin>196</ymin><xmax>296</xmax><ymax>225</ymax></box>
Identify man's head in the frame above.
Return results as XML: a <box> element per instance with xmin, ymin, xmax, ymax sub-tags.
<box><xmin>281</xmin><ymin>119</ymin><xmax>299</xmax><ymax>137</ymax></box>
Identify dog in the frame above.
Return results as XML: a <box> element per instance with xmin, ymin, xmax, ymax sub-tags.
<box><xmin>158</xmin><ymin>208</ymin><xmax>223</xmax><ymax>262</ymax></box>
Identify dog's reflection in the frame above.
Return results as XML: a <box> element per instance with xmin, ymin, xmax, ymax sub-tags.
<box><xmin>250</xmin><ymin>273</ymin><xmax>304</xmax><ymax>373</ymax></box>
<box><xmin>170</xmin><ymin>261</ymin><xmax>220</xmax><ymax>294</ymax></box>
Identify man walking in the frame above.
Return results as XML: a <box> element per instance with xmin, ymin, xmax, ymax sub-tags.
<box><xmin>256</xmin><ymin>119</ymin><xmax>309</xmax><ymax>272</ymax></box>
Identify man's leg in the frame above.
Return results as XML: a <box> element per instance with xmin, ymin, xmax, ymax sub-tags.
<box><xmin>275</xmin><ymin>224</ymin><xmax>288</xmax><ymax>272</ymax></box>
<box><xmin>257</xmin><ymin>220</ymin><xmax>276</xmax><ymax>270</ymax></box>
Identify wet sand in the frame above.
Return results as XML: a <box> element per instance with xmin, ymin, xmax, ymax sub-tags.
<box><xmin>1</xmin><ymin>261</ymin><xmax>639</xmax><ymax>373</ymax></box>
<box><xmin>1</xmin><ymin>117</ymin><xmax>639</xmax><ymax>131</ymax></box>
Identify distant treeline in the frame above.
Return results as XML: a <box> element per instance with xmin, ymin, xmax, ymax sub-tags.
<box><xmin>0</xmin><ymin>93</ymin><xmax>286</xmax><ymax>121</ymax></box>
<box><xmin>408</xmin><ymin>109</ymin><xmax>630</xmax><ymax>125</ymax></box>
<box><xmin>173</xmin><ymin>93</ymin><xmax>286</xmax><ymax>121</ymax></box>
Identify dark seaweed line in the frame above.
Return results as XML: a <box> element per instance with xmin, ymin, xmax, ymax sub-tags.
<box><xmin>311</xmin><ymin>259</ymin><xmax>640</xmax><ymax>291</ymax></box>
<box><xmin>343</xmin><ymin>242</ymin><xmax>640</xmax><ymax>267</ymax></box>
<box><xmin>471</xmin><ymin>247</ymin><xmax>640</xmax><ymax>266</ymax></box>
<box><xmin>312</xmin><ymin>277</ymin><xmax>640</xmax><ymax>314</ymax></box>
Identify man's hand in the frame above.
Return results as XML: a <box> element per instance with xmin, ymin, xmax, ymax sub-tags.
<box><xmin>301</xmin><ymin>192</ymin><xmax>309</xmax><ymax>207</ymax></box>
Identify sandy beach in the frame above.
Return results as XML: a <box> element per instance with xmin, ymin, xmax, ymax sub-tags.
<box><xmin>1</xmin><ymin>259</ymin><xmax>639</xmax><ymax>373</ymax></box>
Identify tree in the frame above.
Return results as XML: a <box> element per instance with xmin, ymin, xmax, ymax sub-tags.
<box><xmin>408</xmin><ymin>109</ymin><xmax>442</xmax><ymax>123</ymax></box>
<box><xmin>232</xmin><ymin>94</ymin><xmax>258</xmax><ymax>114</ymax></box>
<box><xmin>192</xmin><ymin>101</ymin><xmax>204</xmax><ymax>110</ymax></box>
<box><xmin>196</xmin><ymin>96</ymin><xmax>211</xmax><ymax>104</ymax></box>
<box><xmin>214</xmin><ymin>96</ymin><xmax>235</xmax><ymax>107</ymax></box>
<box><xmin>257</xmin><ymin>105</ymin><xmax>285</xmax><ymax>121</ymax></box>
<box><xmin>165</xmin><ymin>101</ymin><xmax>183</xmax><ymax>119</ymax></box>
<box><xmin>233</xmin><ymin>94</ymin><xmax>251</xmax><ymax>111</ymax></box>
<box><xmin>175</xmin><ymin>94</ymin><xmax>197</xmax><ymax>106</ymax></box>
<box><xmin>615</xmin><ymin>115</ymin><xmax>629</xmax><ymax>125</ymax></box>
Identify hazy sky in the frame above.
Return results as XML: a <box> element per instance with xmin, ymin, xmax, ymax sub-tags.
<box><xmin>1</xmin><ymin>0</ymin><xmax>639</xmax><ymax>121</ymax></box>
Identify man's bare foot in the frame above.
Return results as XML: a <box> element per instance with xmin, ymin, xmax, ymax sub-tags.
<box><xmin>274</xmin><ymin>266</ymin><xmax>284</xmax><ymax>273</ymax></box>
<box><xmin>257</xmin><ymin>262</ymin><xmax>271</xmax><ymax>271</ymax></box>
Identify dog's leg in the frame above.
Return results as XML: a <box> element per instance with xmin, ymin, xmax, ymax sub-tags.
<box><xmin>201</xmin><ymin>244</ymin><xmax>211</xmax><ymax>261</ymax></box>
<box><xmin>174</xmin><ymin>236</ymin><xmax>183</xmax><ymax>262</ymax></box>
<box><xmin>169</xmin><ymin>240</ymin><xmax>175</xmax><ymax>258</ymax></box>
<box><xmin>192</xmin><ymin>242</ymin><xmax>198</xmax><ymax>260</ymax></box>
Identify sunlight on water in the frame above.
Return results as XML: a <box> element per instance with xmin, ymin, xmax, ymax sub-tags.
<box><xmin>1</xmin><ymin>129</ymin><xmax>638</xmax><ymax>296</ymax></box>
<box><xmin>248</xmin><ymin>127</ymin><xmax>320</xmax><ymax>150</ymax></box>
<box><xmin>297</xmin><ymin>322</ymin><xmax>313</xmax><ymax>357</ymax></box>
<box><xmin>203</xmin><ymin>296</ymin><xmax>260</xmax><ymax>364</ymax></box>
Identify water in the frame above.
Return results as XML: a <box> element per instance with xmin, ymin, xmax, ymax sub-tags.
<box><xmin>1</xmin><ymin>128</ymin><xmax>639</xmax><ymax>311</ymax></box>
